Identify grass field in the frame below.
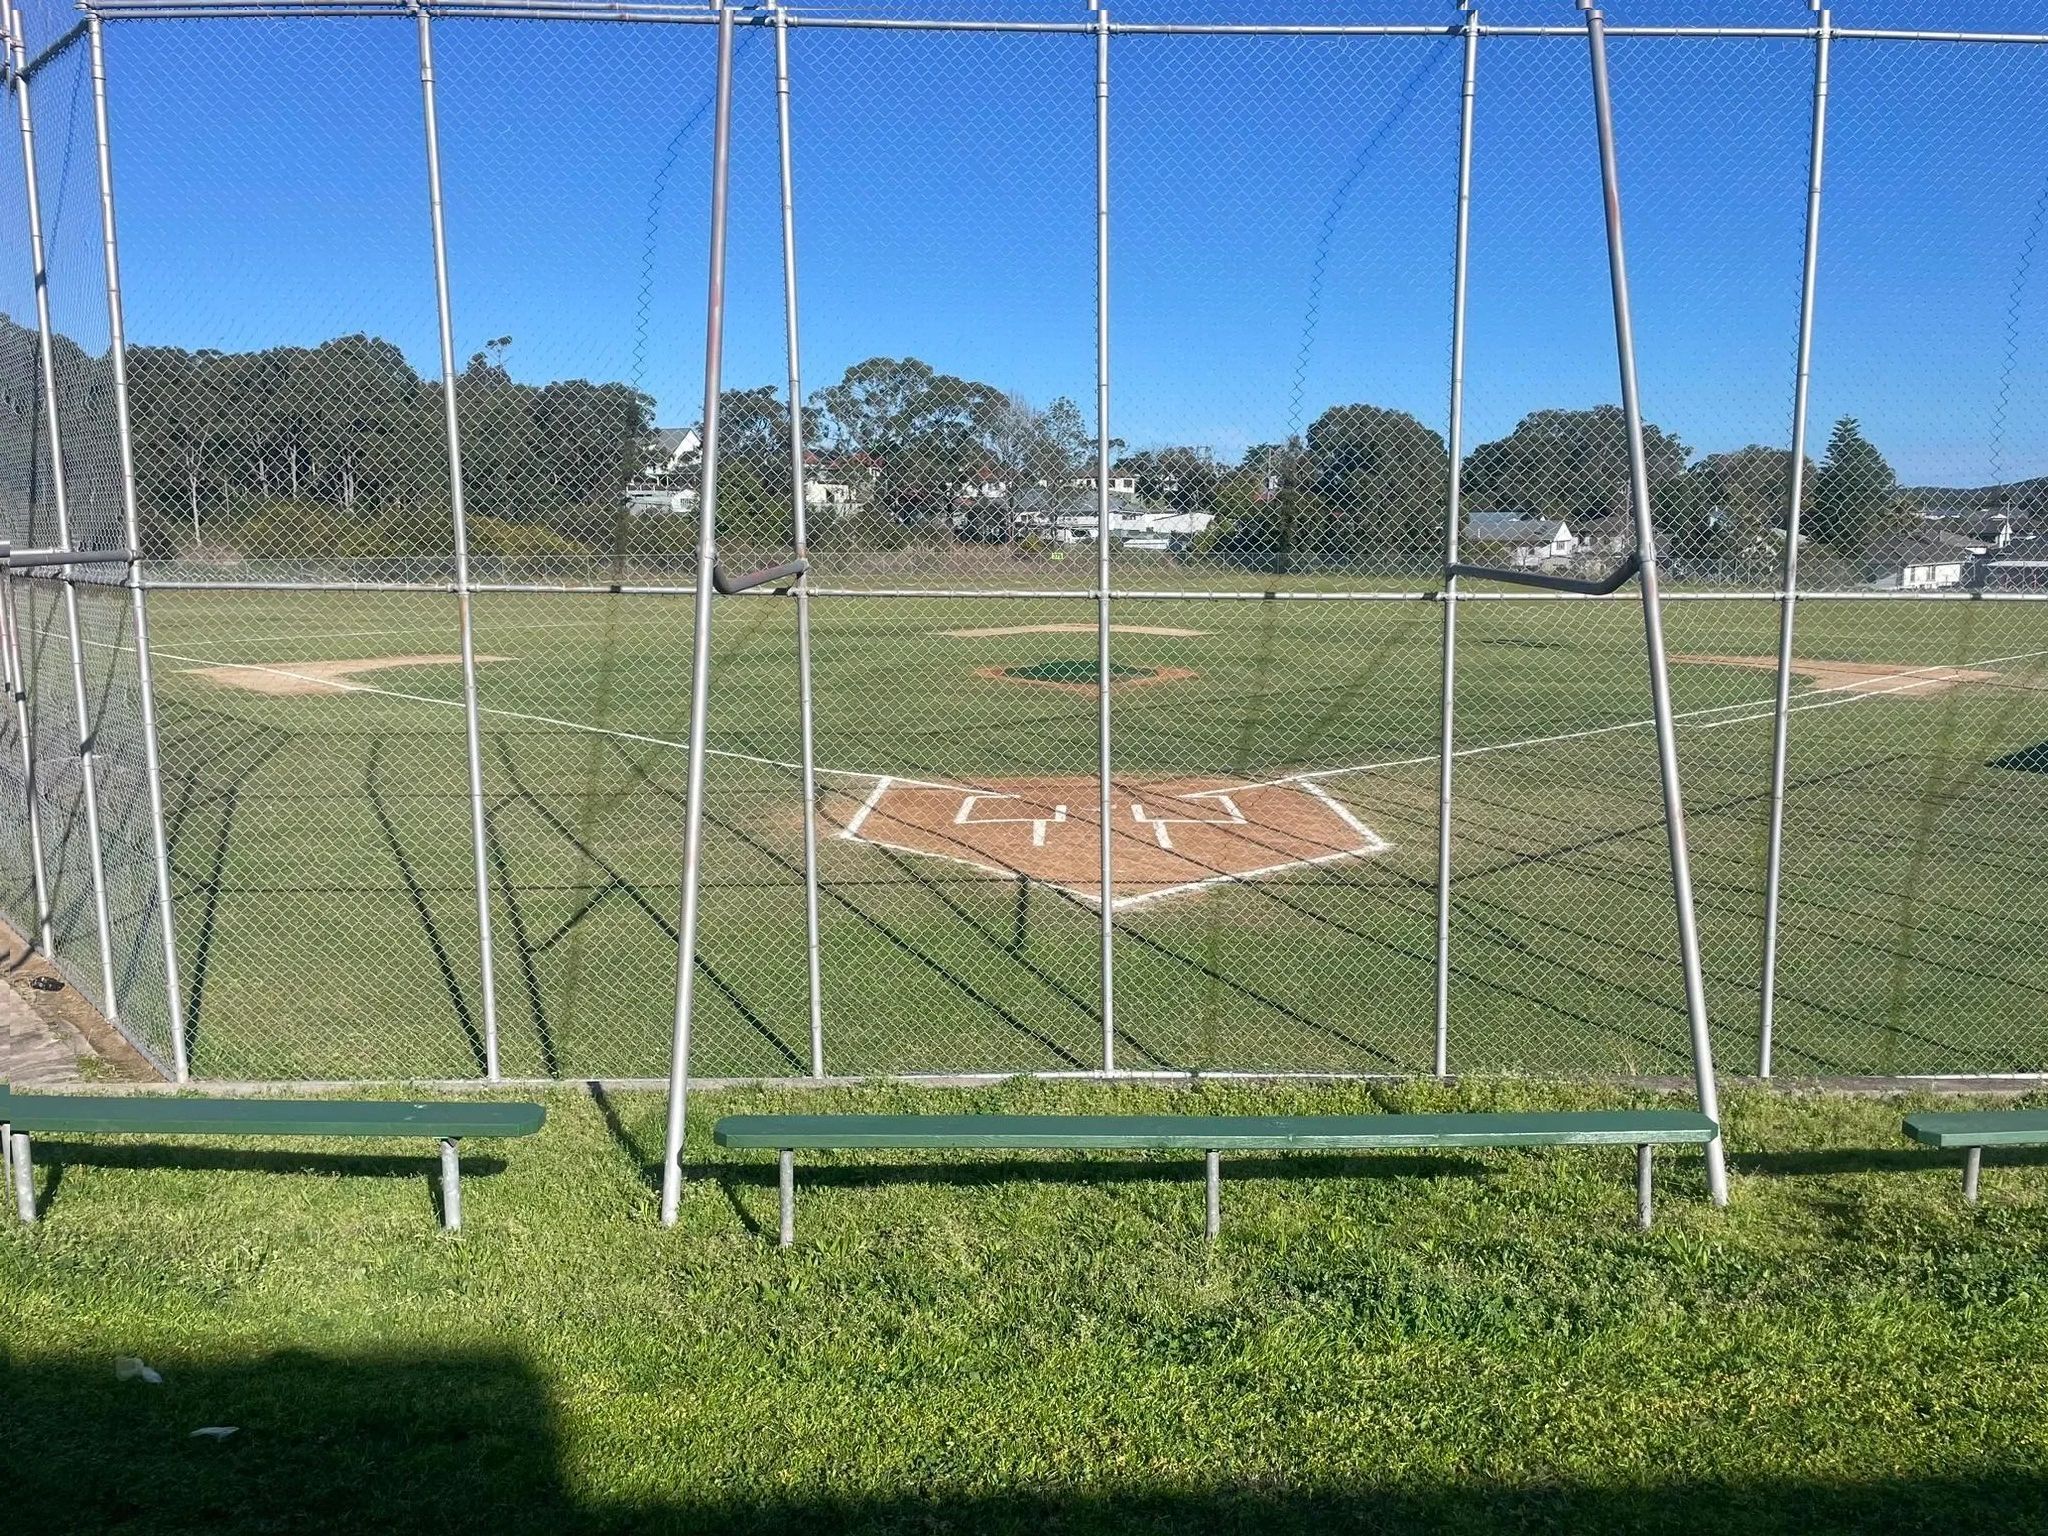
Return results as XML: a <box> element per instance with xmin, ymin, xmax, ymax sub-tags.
<box><xmin>8</xmin><ymin>1078</ymin><xmax>2048</xmax><ymax>1534</ymax></box>
<box><xmin>10</xmin><ymin>580</ymin><xmax>2048</xmax><ymax>1083</ymax></box>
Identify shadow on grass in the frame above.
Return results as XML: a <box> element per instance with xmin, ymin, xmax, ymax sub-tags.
<box><xmin>695</xmin><ymin>1153</ymin><xmax>1499</xmax><ymax>1239</ymax></box>
<box><xmin>1737</xmin><ymin>1144</ymin><xmax>2048</xmax><ymax>1178</ymax></box>
<box><xmin>6</xmin><ymin>1349</ymin><xmax>2048</xmax><ymax>1535</ymax></box>
<box><xmin>16</xmin><ymin>1143</ymin><xmax>506</xmax><ymax>1223</ymax></box>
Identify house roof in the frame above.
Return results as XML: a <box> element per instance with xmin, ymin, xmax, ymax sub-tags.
<box><xmin>1465</xmin><ymin>511</ymin><xmax>1568</xmax><ymax>545</ymax></box>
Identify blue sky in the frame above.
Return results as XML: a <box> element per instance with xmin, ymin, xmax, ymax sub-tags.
<box><xmin>23</xmin><ymin>0</ymin><xmax>2048</xmax><ymax>487</ymax></box>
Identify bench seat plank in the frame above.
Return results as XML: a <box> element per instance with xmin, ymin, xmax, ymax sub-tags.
<box><xmin>715</xmin><ymin>1110</ymin><xmax>1715</xmax><ymax>1151</ymax></box>
<box><xmin>2</xmin><ymin>1095</ymin><xmax>544</xmax><ymax>1140</ymax></box>
<box><xmin>1904</xmin><ymin>1110</ymin><xmax>2048</xmax><ymax>1148</ymax></box>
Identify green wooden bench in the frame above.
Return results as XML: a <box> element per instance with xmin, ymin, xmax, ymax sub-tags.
<box><xmin>2</xmin><ymin>1090</ymin><xmax>545</xmax><ymax>1230</ymax></box>
<box><xmin>714</xmin><ymin>1110</ymin><xmax>1719</xmax><ymax>1246</ymax></box>
<box><xmin>1904</xmin><ymin>1110</ymin><xmax>2048</xmax><ymax>1204</ymax></box>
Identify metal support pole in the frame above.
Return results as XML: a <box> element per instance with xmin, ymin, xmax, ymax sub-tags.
<box><xmin>1757</xmin><ymin>11</ymin><xmax>1830</xmax><ymax>1081</ymax></box>
<box><xmin>0</xmin><ymin>565</ymin><xmax>54</xmax><ymax>954</ymax></box>
<box><xmin>1963</xmin><ymin>1146</ymin><xmax>1982</xmax><ymax>1204</ymax></box>
<box><xmin>7</xmin><ymin>3</ymin><xmax>121</xmax><ymax>1020</ymax></box>
<box><xmin>778</xmin><ymin>1147</ymin><xmax>794</xmax><ymax>1248</ymax></box>
<box><xmin>439</xmin><ymin>1136</ymin><xmax>462</xmax><ymax>1229</ymax></box>
<box><xmin>659</xmin><ymin>5</ymin><xmax>736</xmax><ymax>1227</ymax></box>
<box><xmin>773</xmin><ymin>5</ymin><xmax>826</xmax><ymax>1079</ymax></box>
<box><xmin>10</xmin><ymin>1130</ymin><xmax>32</xmax><ymax>1223</ymax></box>
<box><xmin>1204</xmin><ymin>1149</ymin><xmax>1221</xmax><ymax>1240</ymax></box>
<box><xmin>417</xmin><ymin>6</ymin><xmax>501</xmax><ymax>1081</ymax></box>
<box><xmin>1584</xmin><ymin>7</ymin><xmax>1728</xmax><ymax>1206</ymax></box>
<box><xmin>1094</xmin><ymin>3</ymin><xmax>1115</xmax><ymax>1072</ymax></box>
<box><xmin>1435</xmin><ymin>8</ymin><xmax>1479</xmax><ymax>1080</ymax></box>
<box><xmin>87</xmin><ymin>14</ymin><xmax>189</xmax><ymax>1081</ymax></box>
<box><xmin>1636</xmin><ymin>1143</ymin><xmax>1653</xmax><ymax>1229</ymax></box>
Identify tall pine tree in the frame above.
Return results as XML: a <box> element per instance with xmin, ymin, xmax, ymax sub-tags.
<box><xmin>1810</xmin><ymin>416</ymin><xmax>1898</xmax><ymax>555</ymax></box>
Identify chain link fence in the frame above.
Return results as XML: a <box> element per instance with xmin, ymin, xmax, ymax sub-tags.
<box><xmin>2</xmin><ymin>1</ymin><xmax>2046</xmax><ymax>1087</ymax></box>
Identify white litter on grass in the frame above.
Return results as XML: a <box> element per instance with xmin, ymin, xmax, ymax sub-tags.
<box><xmin>114</xmin><ymin>1356</ymin><xmax>163</xmax><ymax>1384</ymax></box>
<box><xmin>189</xmin><ymin>1427</ymin><xmax>239</xmax><ymax>1441</ymax></box>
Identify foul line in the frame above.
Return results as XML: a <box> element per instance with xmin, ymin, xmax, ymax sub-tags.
<box><xmin>88</xmin><ymin>638</ymin><xmax>966</xmax><ymax>791</ymax></box>
<box><xmin>1235</xmin><ymin>645</ymin><xmax>2048</xmax><ymax>790</ymax></box>
<box><xmin>93</xmin><ymin>637</ymin><xmax>2048</xmax><ymax>810</ymax></box>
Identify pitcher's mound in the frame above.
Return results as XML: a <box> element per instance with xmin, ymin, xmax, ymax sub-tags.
<box><xmin>976</xmin><ymin>661</ymin><xmax>1196</xmax><ymax>694</ymax></box>
<box><xmin>182</xmin><ymin>654</ymin><xmax>510</xmax><ymax>696</ymax></box>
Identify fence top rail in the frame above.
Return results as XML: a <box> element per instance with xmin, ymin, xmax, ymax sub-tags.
<box><xmin>129</xmin><ymin>576</ymin><xmax>2048</xmax><ymax>603</ymax></box>
<box><xmin>71</xmin><ymin>0</ymin><xmax>2048</xmax><ymax>45</ymax></box>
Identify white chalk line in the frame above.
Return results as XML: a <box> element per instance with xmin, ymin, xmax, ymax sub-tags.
<box><xmin>87</xmin><ymin>638</ymin><xmax>966</xmax><ymax>791</ymax></box>
<box><xmin>1236</xmin><ymin>646</ymin><xmax>2048</xmax><ymax>790</ymax></box>
<box><xmin>1690</xmin><ymin>647</ymin><xmax>2048</xmax><ymax>730</ymax></box>
<box><xmin>835</xmin><ymin>776</ymin><xmax>1393</xmax><ymax>910</ymax></box>
<box><xmin>93</xmin><ymin>636</ymin><xmax>2048</xmax><ymax>814</ymax></box>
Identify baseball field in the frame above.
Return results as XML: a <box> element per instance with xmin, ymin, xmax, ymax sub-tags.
<box><xmin>47</xmin><ymin>581</ymin><xmax>2048</xmax><ymax>1085</ymax></box>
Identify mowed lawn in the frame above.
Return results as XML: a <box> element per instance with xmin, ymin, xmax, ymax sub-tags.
<box><xmin>40</xmin><ymin>584</ymin><xmax>2046</xmax><ymax>1083</ymax></box>
<box><xmin>7</xmin><ymin>1080</ymin><xmax>2048</xmax><ymax>1534</ymax></box>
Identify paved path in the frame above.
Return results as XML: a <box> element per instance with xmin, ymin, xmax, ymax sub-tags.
<box><xmin>2</xmin><ymin>962</ymin><xmax>87</xmax><ymax>1085</ymax></box>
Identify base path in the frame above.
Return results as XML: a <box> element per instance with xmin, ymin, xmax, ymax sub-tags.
<box><xmin>180</xmin><ymin>654</ymin><xmax>512</xmax><ymax>696</ymax></box>
<box><xmin>1674</xmin><ymin>654</ymin><xmax>1998</xmax><ymax>697</ymax></box>
<box><xmin>836</xmin><ymin>775</ymin><xmax>1390</xmax><ymax>907</ymax></box>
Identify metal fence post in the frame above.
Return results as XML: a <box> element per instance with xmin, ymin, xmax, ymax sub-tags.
<box><xmin>0</xmin><ymin>563</ymin><xmax>53</xmax><ymax>954</ymax></box>
<box><xmin>1094</xmin><ymin>1</ymin><xmax>1115</xmax><ymax>1074</ymax></box>
<box><xmin>1757</xmin><ymin>8</ymin><xmax>1831</xmax><ymax>1081</ymax></box>
<box><xmin>661</xmin><ymin>4</ymin><xmax>737</xmax><ymax>1226</ymax></box>
<box><xmin>1435</xmin><ymin>5</ymin><xmax>1479</xmax><ymax>1080</ymax></box>
<box><xmin>5</xmin><ymin>1</ymin><xmax>122</xmax><ymax>1021</ymax></box>
<box><xmin>1583</xmin><ymin>5</ymin><xmax>1728</xmax><ymax>1205</ymax></box>
<box><xmin>417</xmin><ymin>3</ymin><xmax>501</xmax><ymax>1081</ymax></box>
<box><xmin>773</xmin><ymin>2</ymin><xmax>827</xmax><ymax>1079</ymax></box>
<box><xmin>87</xmin><ymin>12</ymin><xmax>189</xmax><ymax>1080</ymax></box>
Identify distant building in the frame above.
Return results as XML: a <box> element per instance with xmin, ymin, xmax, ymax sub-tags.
<box><xmin>1464</xmin><ymin>511</ymin><xmax>1578</xmax><ymax>568</ymax></box>
<box><xmin>1863</xmin><ymin>533</ymin><xmax>1971</xmax><ymax>590</ymax></box>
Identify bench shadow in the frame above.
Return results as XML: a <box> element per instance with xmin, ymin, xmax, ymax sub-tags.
<box><xmin>694</xmin><ymin>1151</ymin><xmax>1495</xmax><ymax>1235</ymax></box>
<box><xmin>1737</xmin><ymin>1146</ymin><xmax>2048</xmax><ymax>1178</ymax></box>
<box><xmin>21</xmin><ymin>1143</ymin><xmax>507</xmax><ymax>1222</ymax></box>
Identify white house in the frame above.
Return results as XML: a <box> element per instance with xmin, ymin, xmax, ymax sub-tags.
<box><xmin>1464</xmin><ymin>511</ymin><xmax>1578</xmax><ymax>568</ymax></box>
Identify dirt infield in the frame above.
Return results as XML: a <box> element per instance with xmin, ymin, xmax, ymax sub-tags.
<box><xmin>974</xmin><ymin>663</ymin><xmax>1198</xmax><ymax>694</ymax></box>
<box><xmin>835</xmin><ymin>775</ymin><xmax>1389</xmax><ymax>906</ymax></box>
<box><xmin>181</xmin><ymin>654</ymin><xmax>510</xmax><ymax>696</ymax></box>
<box><xmin>1674</xmin><ymin>653</ymin><xmax>2000</xmax><ymax>697</ymax></box>
<box><xmin>940</xmin><ymin>623</ymin><xmax>1211</xmax><ymax>638</ymax></box>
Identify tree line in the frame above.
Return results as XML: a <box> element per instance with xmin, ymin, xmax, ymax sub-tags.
<box><xmin>1</xmin><ymin>316</ymin><xmax>1920</xmax><ymax>573</ymax></box>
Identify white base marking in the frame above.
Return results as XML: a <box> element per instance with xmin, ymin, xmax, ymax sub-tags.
<box><xmin>955</xmin><ymin>792</ymin><xmax>1069</xmax><ymax>847</ymax></box>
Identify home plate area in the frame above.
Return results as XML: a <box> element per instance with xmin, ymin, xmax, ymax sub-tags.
<box><xmin>837</xmin><ymin>775</ymin><xmax>1391</xmax><ymax>907</ymax></box>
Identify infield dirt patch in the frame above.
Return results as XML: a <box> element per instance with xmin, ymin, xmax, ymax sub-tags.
<box><xmin>1675</xmin><ymin>654</ymin><xmax>1998</xmax><ymax>697</ymax></box>
<box><xmin>182</xmin><ymin>654</ymin><xmax>510</xmax><ymax>696</ymax></box>
<box><xmin>975</xmin><ymin>663</ymin><xmax>1197</xmax><ymax>695</ymax></box>
<box><xmin>836</xmin><ymin>774</ymin><xmax>1388</xmax><ymax>905</ymax></box>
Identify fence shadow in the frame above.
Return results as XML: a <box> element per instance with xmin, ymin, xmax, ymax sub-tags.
<box><xmin>7</xmin><ymin>1349</ymin><xmax>2048</xmax><ymax>1535</ymax></box>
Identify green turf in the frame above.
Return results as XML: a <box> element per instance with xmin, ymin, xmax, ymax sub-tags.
<box><xmin>7</xmin><ymin>1080</ymin><xmax>2048</xmax><ymax>1535</ymax></box>
<box><xmin>20</xmin><ymin>585</ymin><xmax>2045</xmax><ymax>1082</ymax></box>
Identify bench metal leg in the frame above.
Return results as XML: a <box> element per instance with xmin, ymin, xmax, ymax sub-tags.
<box><xmin>440</xmin><ymin>1138</ymin><xmax>462</xmax><ymax>1231</ymax></box>
<box><xmin>11</xmin><ymin>1131</ymin><xmax>33</xmax><ymax>1225</ymax></box>
<box><xmin>2</xmin><ymin>1121</ymin><xmax>10</xmax><ymax>1193</ymax></box>
<box><xmin>1636</xmin><ymin>1144</ymin><xmax>1653</xmax><ymax>1230</ymax></box>
<box><xmin>1205</xmin><ymin>1151</ymin><xmax>1221</xmax><ymax>1241</ymax></box>
<box><xmin>1964</xmin><ymin>1146</ymin><xmax>1982</xmax><ymax>1205</ymax></box>
<box><xmin>778</xmin><ymin>1150</ymin><xmax>794</xmax><ymax>1249</ymax></box>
